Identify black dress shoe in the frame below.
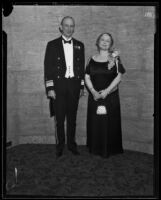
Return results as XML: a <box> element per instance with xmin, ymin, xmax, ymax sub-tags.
<box><xmin>69</xmin><ymin>149</ymin><xmax>80</xmax><ymax>155</ymax></box>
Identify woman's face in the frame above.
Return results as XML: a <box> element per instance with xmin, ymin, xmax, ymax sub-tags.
<box><xmin>98</xmin><ymin>34</ymin><xmax>112</xmax><ymax>51</ymax></box>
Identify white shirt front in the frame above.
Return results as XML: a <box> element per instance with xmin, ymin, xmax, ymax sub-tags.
<box><xmin>62</xmin><ymin>35</ymin><xmax>74</xmax><ymax>78</ymax></box>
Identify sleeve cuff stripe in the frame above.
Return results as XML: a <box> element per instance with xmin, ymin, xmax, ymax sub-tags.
<box><xmin>46</xmin><ymin>81</ymin><xmax>54</xmax><ymax>87</ymax></box>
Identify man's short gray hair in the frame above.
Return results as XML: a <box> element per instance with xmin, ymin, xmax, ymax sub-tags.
<box><xmin>60</xmin><ymin>16</ymin><xmax>75</xmax><ymax>26</ymax></box>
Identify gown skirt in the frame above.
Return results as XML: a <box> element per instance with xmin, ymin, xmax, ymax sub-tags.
<box><xmin>86</xmin><ymin>58</ymin><xmax>125</xmax><ymax>158</ymax></box>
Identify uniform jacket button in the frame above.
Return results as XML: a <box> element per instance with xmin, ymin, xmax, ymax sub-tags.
<box><xmin>57</xmin><ymin>57</ymin><xmax>60</xmax><ymax>60</ymax></box>
<box><xmin>57</xmin><ymin>76</ymin><xmax>60</xmax><ymax>79</ymax></box>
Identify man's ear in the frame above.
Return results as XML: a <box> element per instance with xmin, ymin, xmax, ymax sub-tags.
<box><xmin>59</xmin><ymin>25</ymin><xmax>63</xmax><ymax>33</ymax></box>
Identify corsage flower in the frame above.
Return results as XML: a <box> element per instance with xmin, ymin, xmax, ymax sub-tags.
<box><xmin>107</xmin><ymin>49</ymin><xmax>120</xmax><ymax>70</ymax></box>
<box><xmin>112</xmin><ymin>50</ymin><xmax>120</xmax><ymax>58</ymax></box>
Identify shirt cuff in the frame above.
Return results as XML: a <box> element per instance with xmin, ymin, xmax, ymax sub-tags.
<box><xmin>80</xmin><ymin>80</ymin><xmax>84</xmax><ymax>89</ymax></box>
<box><xmin>46</xmin><ymin>80</ymin><xmax>55</xmax><ymax>93</ymax></box>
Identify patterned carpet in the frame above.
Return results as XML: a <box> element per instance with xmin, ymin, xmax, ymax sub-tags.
<box><xmin>5</xmin><ymin>144</ymin><xmax>154</xmax><ymax>198</ymax></box>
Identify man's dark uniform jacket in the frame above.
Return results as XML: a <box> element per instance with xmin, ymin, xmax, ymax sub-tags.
<box><xmin>44</xmin><ymin>36</ymin><xmax>85</xmax><ymax>116</ymax></box>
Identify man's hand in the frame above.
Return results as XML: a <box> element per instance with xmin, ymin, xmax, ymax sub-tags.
<box><xmin>80</xmin><ymin>89</ymin><xmax>85</xmax><ymax>98</ymax></box>
<box><xmin>48</xmin><ymin>90</ymin><xmax>56</xmax><ymax>99</ymax></box>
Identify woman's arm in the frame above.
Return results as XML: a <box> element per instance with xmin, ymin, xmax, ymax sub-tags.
<box><xmin>100</xmin><ymin>56</ymin><xmax>125</xmax><ymax>99</ymax></box>
<box><xmin>85</xmin><ymin>74</ymin><xmax>94</xmax><ymax>92</ymax></box>
<box><xmin>100</xmin><ymin>73</ymin><xmax>122</xmax><ymax>99</ymax></box>
<box><xmin>107</xmin><ymin>72</ymin><xmax>122</xmax><ymax>93</ymax></box>
<box><xmin>85</xmin><ymin>74</ymin><xmax>101</xmax><ymax>101</ymax></box>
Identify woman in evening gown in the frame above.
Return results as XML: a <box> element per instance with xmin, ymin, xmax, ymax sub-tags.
<box><xmin>85</xmin><ymin>33</ymin><xmax>126</xmax><ymax>158</ymax></box>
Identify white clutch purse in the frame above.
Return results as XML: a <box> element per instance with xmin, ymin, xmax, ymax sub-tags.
<box><xmin>96</xmin><ymin>105</ymin><xmax>107</xmax><ymax>115</ymax></box>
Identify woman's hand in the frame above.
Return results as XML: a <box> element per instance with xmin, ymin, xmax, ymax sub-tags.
<box><xmin>99</xmin><ymin>89</ymin><xmax>109</xmax><ymax>99</ymax></box>
<box><xmin>91</xmin><ymin>89</ymin><xmax>101</xmax><ymax>101</ymax></box>
<box><xmin>80</xmin><ymin>89</ymin><xmax>85</xmax><ymax>98</ymax></box>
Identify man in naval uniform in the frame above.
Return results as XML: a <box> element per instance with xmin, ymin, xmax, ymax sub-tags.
<box><xmin>44</xmin><ymin>16</ymin><xmax>85</xmax><ymax>158</ymax></box>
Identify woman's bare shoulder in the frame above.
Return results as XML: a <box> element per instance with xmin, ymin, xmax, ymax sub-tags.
<box><xmin>92</xmin><ymin>54</ymin><xmax>99</xmax><ymax>60</ymax></box>
<box><xmin>92</xmin><ymin>54</ymin><xmax>101</xmax><ymax>62</ymax></box>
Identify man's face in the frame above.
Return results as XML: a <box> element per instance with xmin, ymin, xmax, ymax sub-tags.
<box><xmin>61</xmin><ymin>18</ymin><xmax>75</xmax><ymax>38</ymax></box>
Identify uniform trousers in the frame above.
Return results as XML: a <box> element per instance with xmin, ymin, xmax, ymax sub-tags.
<box><xmin>55</xmin><ymin>77</ymin><xmax>80</xmax><ymax>152</ymax></box>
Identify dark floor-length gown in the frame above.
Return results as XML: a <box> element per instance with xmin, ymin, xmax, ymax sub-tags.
<box><xmin>85</xmin><ymin>57</ymin><xmax>126</xmax><ymax>158</ymax></box>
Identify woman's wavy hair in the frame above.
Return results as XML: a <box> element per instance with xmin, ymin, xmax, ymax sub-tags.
<box><xmin>96</xmin><ymin>32</ymin><xmax>114</xmax><ymax>52</ymax></box>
